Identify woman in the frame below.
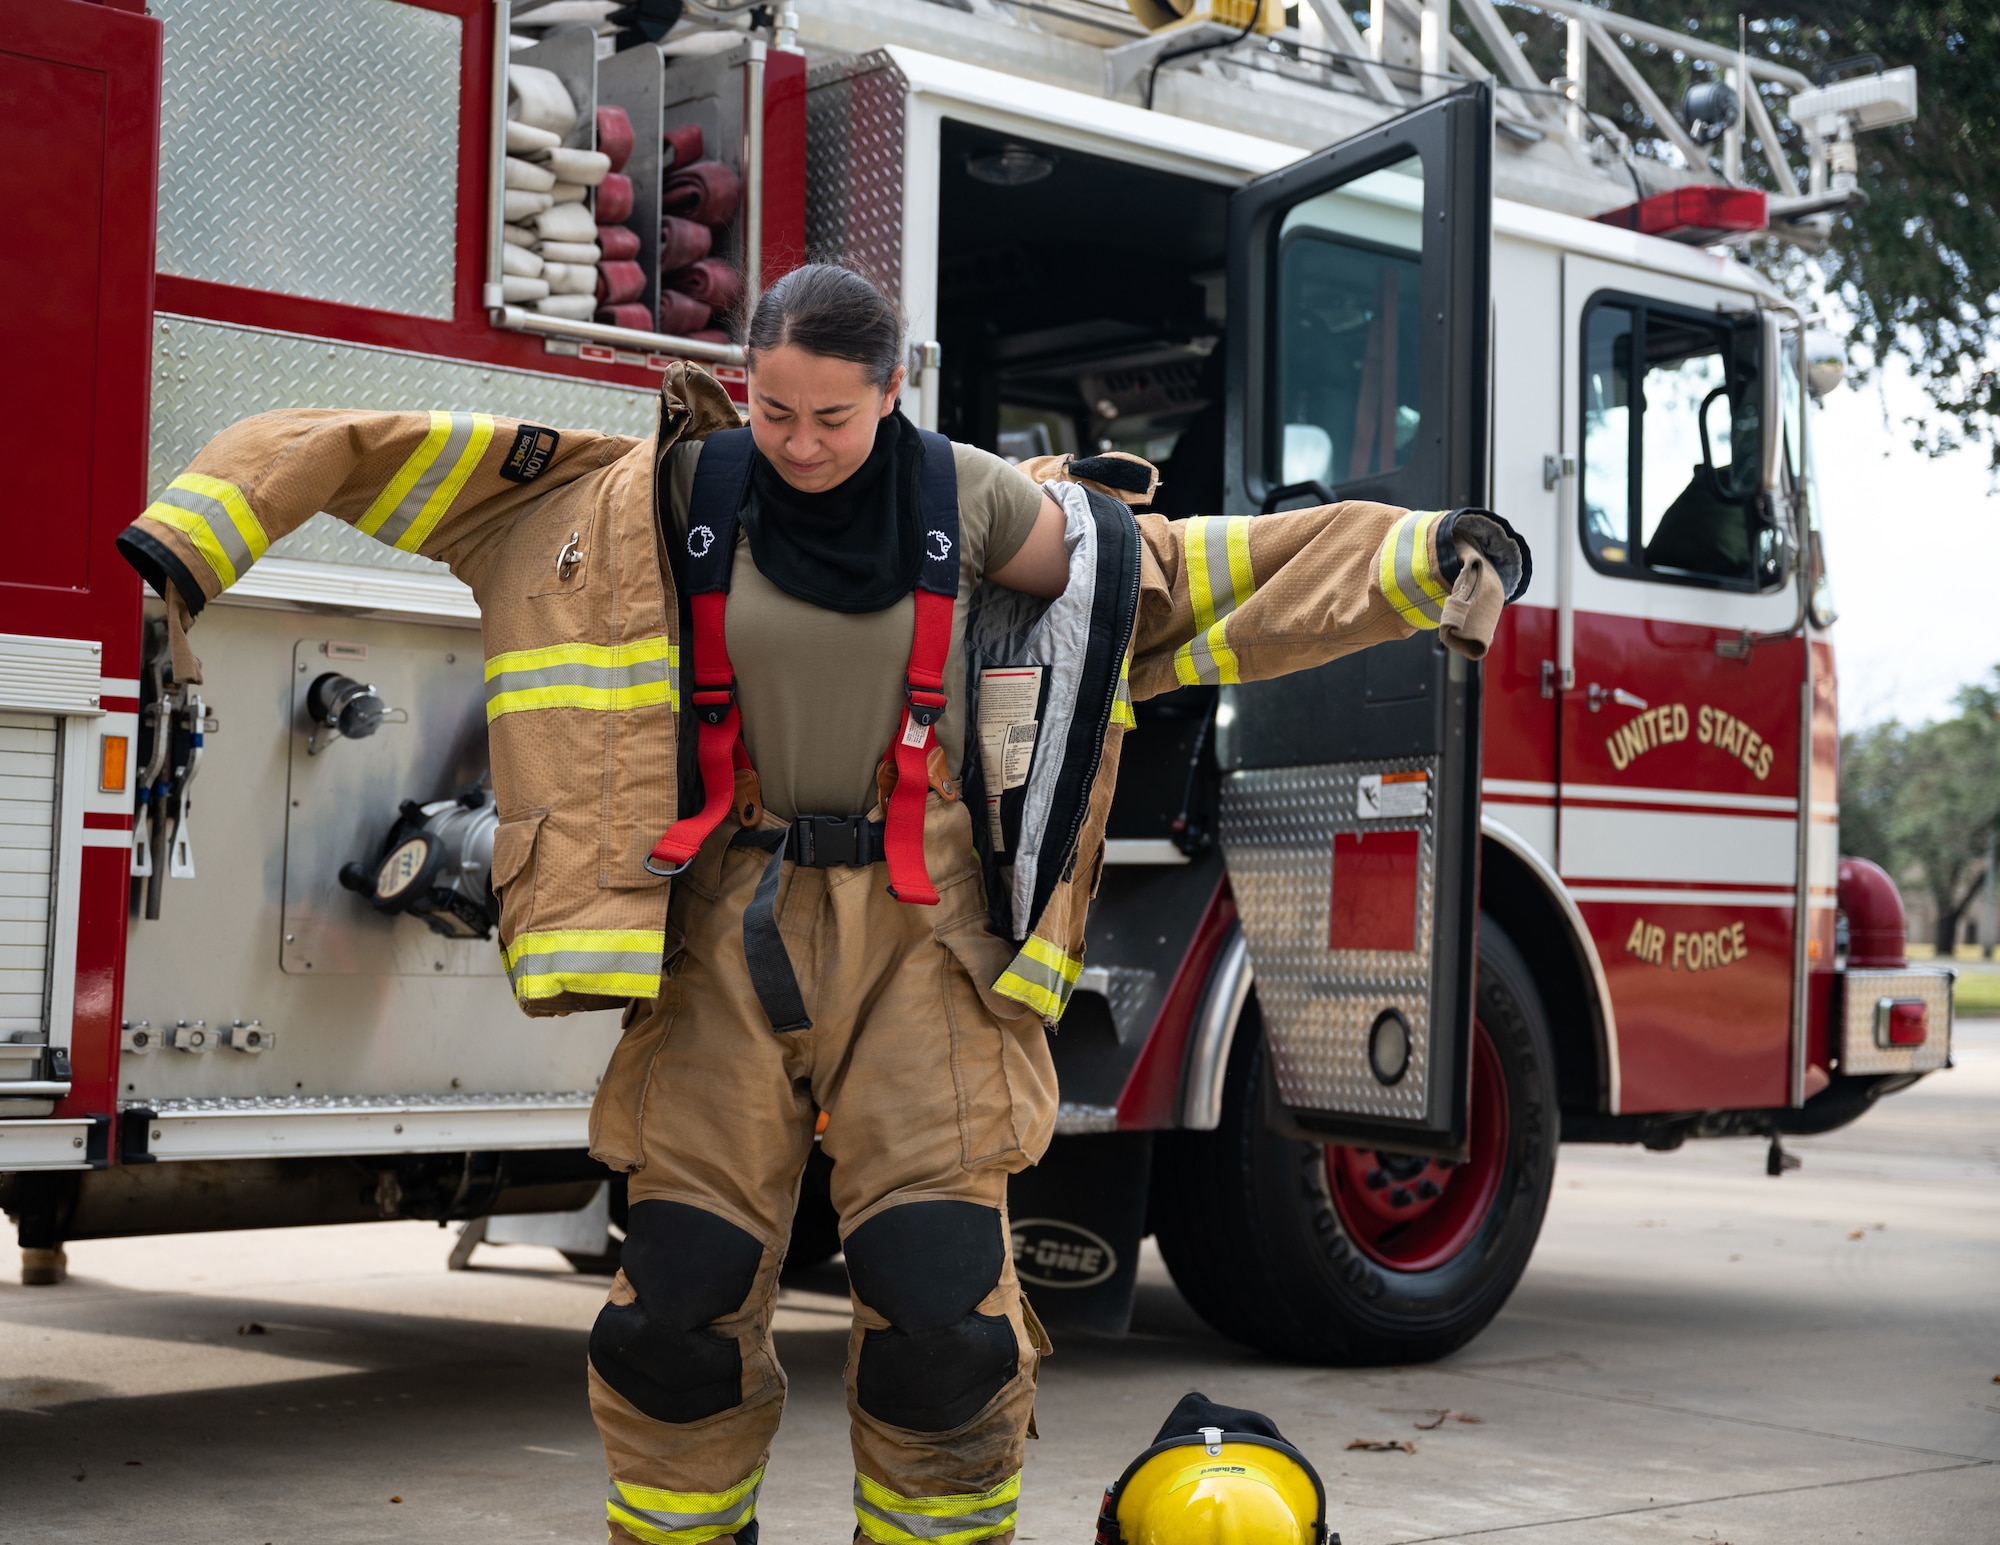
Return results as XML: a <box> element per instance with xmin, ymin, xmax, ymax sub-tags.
<box><xmin>118</xmin><ymin>263</ymin><xmax>1525</xmax><ymax>1545</ymax></box>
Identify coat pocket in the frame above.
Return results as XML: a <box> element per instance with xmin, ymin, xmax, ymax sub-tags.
<box><xmin>937</xmin><ymin>918</ymin><xmax>1057</xmax><ymax>1173</ymax></box>
<box><xmin>490</xmin><ymin>808</ymin><xmax>549</xmax><ymax>951</ymax></box>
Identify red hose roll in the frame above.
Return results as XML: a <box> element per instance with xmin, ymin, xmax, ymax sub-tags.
<box><xmin>596</xmin><ymin>260</ymin><xmax>646</xmax><ymax>306</ymax></box>
<box><xmin>662</xmin><ymin>160</ymin><xmax>740</xmax><ymax>227</ymax></box>
<box><xmin>658</xmin><ymin>215</ymin><xmax>713</xmax><ymax>272</ymax></box>
<box><xmin>663</xmin><ymin>122</ymin><xmax>704</xmax><ymax>169</ymax></box>
<box><xmin>666</xmin><ymin>257</ymin><xmax>743</xmax><ymax>312</ymax></box>
<box><xmin>595</xmin><ymin>105</ymin><xmax>635</xmax><ymax>173</ymax></box>
<box><xmin>657</xmin><ymin>289</ymin><xmax>712</xmax><ymax>336</ymax></box>
<box><xmin>596</xmin><ymin>224</ymin><xmax>641</xmax><ymax>262</ymax></box>
<box><xmin>594</xmin><ymin>172</ymin><xmax>634</xmax><ymax>226</ymax></box>
<box><xmin>596</xmin><ymin>303</ymin><xmax>652</xmax><ymax>331</ymax></box>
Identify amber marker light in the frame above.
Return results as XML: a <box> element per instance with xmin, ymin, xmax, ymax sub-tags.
<box><xmin>100</xmin><ymin>733</ymin><xmax>129</xmax><ymax>793</ymax></box>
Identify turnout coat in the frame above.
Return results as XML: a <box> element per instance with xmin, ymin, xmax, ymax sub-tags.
<box><xmin>118</xmin><ymin>365</ymin><xmax>1520</xmax><ymax>1024</ymax></box>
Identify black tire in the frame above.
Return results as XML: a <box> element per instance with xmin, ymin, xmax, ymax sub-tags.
<box><xmin>1153</xmin><ymin>915</ymin><xmax>1558</xmax><ymax>1364</ymax></box>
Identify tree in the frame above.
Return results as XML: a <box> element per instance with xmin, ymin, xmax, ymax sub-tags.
<box><xmin>1838</xmin><ymin>670</ymin><xmax>2000</xmax><ymax>951</ymax></box>
<box><xmin>1478</xmin><ymin>2</ymin><xmax>2000</xmax><ymax>470</ymax></box>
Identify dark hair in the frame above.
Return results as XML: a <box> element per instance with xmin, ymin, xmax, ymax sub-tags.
<box><xmin>745</xmin><ymin>263</ymin><xmax>905</xmax><ymax>389</ymax></box>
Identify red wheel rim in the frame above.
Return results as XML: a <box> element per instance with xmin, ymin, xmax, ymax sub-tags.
<box><xmin>1326</xmin><ymin>1018</ymin><xmax>1508</xmax><ymax>1272</ymax></box>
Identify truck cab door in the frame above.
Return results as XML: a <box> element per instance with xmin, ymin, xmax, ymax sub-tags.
<box><xmin>1215</xmin><ymin>85</ymin><xmax>1492</xmax><ymax>1157</ymax></box>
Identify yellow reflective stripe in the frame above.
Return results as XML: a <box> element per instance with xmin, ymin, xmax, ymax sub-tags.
<box><xmin>854</xmin><ymin>1471</ymin><xmax>1020</xmax><ymax>1545</ymax></box>
<box><xmin>1185</xmin><ymin>516</ymin><xmax>1218</xmax><ymax>632</ymax></box>
<box><xmin>484</xmin><ymin>638</ymin><xmax>680</xmax><ymax>722</ymax></box>
<box><xmin>1175</xmin><ymin>516</ymin><xmax>1256</xmax><ymax>685</ymax></box>
<box><xmin>357</xmin><ymin>411</ymin><xmax>495</xmax><ymax>551</ymax></box>
<box><xmin>141</xmin><ymin>473</ymin><xmax>268</xmax><ymax>590</ymax></box>
<box><xmin>1223</xmin><ymin>514</ymin><xmax>1254</xmax><ymax>611</ymax></box>
<box><xmin>994</xmin><ymin>936</ymin><xmax>1084</xmax><ymax>1020</ymax></box>
<box><xmin>1173</xmin><ymin>618</ymin><xmax>1241</xmax><ymax>687</ymax></box>
<box><xmin>1111</xmin><ymin>652</ymin><xmax>1136</xmax><ymax>729</ymax></box>
<box><xmin>502</xmin><ymin>928</ymin><xmax>664</xmax><ymax>1001</ymax></box>
<box><xmin>609</xmin><ymin>1467</ymin><xmax>762</xmax><ymax>1545</ymax></box>
<box><xmin>1378</xmin><ymin>511</ymin><xmax>1449</xmax><ymax>629</ymax></box>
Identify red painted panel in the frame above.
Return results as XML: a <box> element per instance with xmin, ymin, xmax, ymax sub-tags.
<box><xmin>1330</xmin><ymin>830</ymin><xmax>1420</xmax><ymax>952</ymax></box>
<box><xmin>1115</xmin><ymin>882</ymin><xmax>1233</xmax><ymax>1130</ymax></box>
<box><xmin>1480</xmin><ymin>601</ymin><xmax>1557</xmax><ymax>786</ymax></box>
<box><xmin>761</xmin><ymin>48</ymin><xmax>807</xmax><ymax>285</ymax></box>
<box><xmin>0</xmin><ymin>0</ymin><xmax>160</xmax><ymax>1130</ymax></box>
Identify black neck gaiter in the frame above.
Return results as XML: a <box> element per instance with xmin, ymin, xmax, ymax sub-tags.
<box><xmin>741</xmin><ymin>410</ymin><xmax>923</xmax><ymax>614</ymax></box>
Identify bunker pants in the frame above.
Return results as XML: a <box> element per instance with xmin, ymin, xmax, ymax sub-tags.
<box><xmin>585</xmin><ymin>797</ymin><xmax>1057</xmax><ymax>1545</ymax></box>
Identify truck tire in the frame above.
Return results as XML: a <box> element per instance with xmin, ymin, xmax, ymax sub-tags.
<box><xmin>1153</xmin><ymin>916</ymin><xmax>1557</xmax><ymax>1364</ymax></box>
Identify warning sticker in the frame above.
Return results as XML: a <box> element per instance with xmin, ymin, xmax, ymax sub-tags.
<box><xmin>979</xmin><ymin>667</ymin><xmax>1043</xmax><ymax>854</ymax></box>
<box><xmin>1356</xmin><ymin>770</ymin><xmax>1429</xmax><ymax>820</ymax></box>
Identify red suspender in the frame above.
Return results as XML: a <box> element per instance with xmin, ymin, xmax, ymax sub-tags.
<box><xmin>881</xmin><ymin>586</ymin><xmax>955</xmax><ymax>904</ymax></box>
<box><xmin>645</xmin><ymin>589</ymin><xmax>745</xmax><ymax>875</ymax></box>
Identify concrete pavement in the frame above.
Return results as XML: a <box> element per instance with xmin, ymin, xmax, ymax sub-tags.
<box><xmin>3</xmin><ymin>1022</ymin><xmax>1995</xmax><ymax>1544</ymax></box>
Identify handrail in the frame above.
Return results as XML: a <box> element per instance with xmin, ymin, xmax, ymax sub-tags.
<box><xmin>496</xmin><ymin>306</ymin><xmax>748</xmax><ymax>365</ymax></box>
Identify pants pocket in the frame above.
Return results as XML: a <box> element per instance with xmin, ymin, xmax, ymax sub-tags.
<box><xmin>588</xmin><ymin>925</ymin><xmax>685</xmax><ymax>1171</ymax></box>
<box><xmin>937</xmin><ymin>920</ymin><xmax>1057</xmax><ymax>1173</ymax></box>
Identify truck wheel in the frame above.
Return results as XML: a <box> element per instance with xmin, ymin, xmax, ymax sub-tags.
<box><xmin>1153</xmin><ymin>916</ymin><xmax>1557</xmax><ymax>1364</ymax></box>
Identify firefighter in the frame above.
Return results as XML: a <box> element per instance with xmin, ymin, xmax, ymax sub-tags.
<box><xmin>116</xmin><ymin>262</ymin><xmax>1526</xmax><ymax>1545</ymax></box>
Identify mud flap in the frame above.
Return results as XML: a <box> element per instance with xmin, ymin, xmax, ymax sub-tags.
<box><xmin>1006</xmin><ymin>1131</ymin><xmax>1151</xmax><ymax>1336</ymax></box>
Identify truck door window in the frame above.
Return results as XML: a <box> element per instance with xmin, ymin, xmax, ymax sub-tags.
<box><xmin>1275</xmin><ymin>157</ymin><xmax>1424</xmax><ymax>489</ymax></box>
<box><xmin>1581</xmin><ymin>296</ymin><xmax>1769</xmax><ymax>589</ymax></box>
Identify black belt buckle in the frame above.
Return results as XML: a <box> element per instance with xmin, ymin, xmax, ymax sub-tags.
<box><xmin>798</xmin><ymin>814</ymin><xmax>854</xmax><ymax>867</ymax></box>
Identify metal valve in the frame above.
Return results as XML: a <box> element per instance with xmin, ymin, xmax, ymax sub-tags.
<box><xmin>120</xmin><ymin>1020</ymin><xmax>155</xmax><ymax>1056</ymax></box>
<box><xmin>306</xmin><ymin>672</ymin><xmax>408</xmax><ymax>755</ymax></box>
<box><xmin>220</xmin><ymin>1019</ymin><xmax>275</xmax><ymax>1054</ymax></box>
<box><xmin>164</xmin><ymin>1019</ymin><xmax>212</xmax><ymax>1054</ymax></box>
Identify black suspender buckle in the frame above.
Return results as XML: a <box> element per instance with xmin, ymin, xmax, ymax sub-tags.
<box><xmin>691</xmin><ymin>684</ymin><xmax>736</xmax><ymax>726</ymax></box>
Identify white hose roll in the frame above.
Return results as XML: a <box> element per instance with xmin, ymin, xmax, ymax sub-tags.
<box><xmin>534</xmin><ymin>294</ymin><xmax>599</xmax><ymax>321</ymax></box>
<box><xmin>548</xmin><ymin>180</ymin><xmax>589</xmax><ymax>206</ymax></box>
<box><xmin>501</xmin><ymin>244</ymin><xmax>545</xmax><ymax>278</ymax></box>
<box><xmin>503</xmin><ymin>189</ymin><xmax>554</xmax><ymax>222</ymax></box>
<box><xmin>542</xmin><ymin>261</ymin><xmax>598</xmax><ymax>296</ymax></box>
<box><xmin>507</xmin><ymin>63</ymin><xmax>576</xmax><ymax>137</ymax></box>
<box><xmin>502</xmin><ymin>224</ymin><xmax>539</xmax><ymax>249</ymax></box>
<box><xmin>505</xmin><ymin>120</ymin><xmax>561</xmax><ymax>154</ymax></box>
<box><xmin>504</xmin><ymin>155</ymin><xmax>557</xmax><ymax>193</ymax></box>
<box><xmin>537</xmin><ymin>240</ymin><xmax>602</xmax><ymax>265</ymax></box>
<box><xmin>502</xmin><ymin>275</ymin><xmax>551</xmax><ymax>303</ymax></box>
<box><xmin>535</xmin><ymin>146</ymin><xmax>612</xmax><ymax>186</ymax></box>
<box><xmin>532</xmin><ymin>201</ymin><xmax>598</xmax><ymax>244</ymax></box>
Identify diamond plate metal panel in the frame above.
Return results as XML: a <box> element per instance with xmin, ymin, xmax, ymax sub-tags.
<box><xmin>806</xmin><ymin>52</ymin><xmax>907</xmax><ymax>307</ymax></box>
<box><xmin>1220</xmin><ymin>758</ymin><xmax>1438</xmax><ymax>1121</ymax></box>
<box><xmin>154</xmin><ymin>0</ymin><xmax>462</xmax><ymax>317</ymax></box>
<box><xmin>151</xmin><ymin>317</ymin><xmax>659</xmax><ymax>574</ymax></box>
<box><xmin>1839</xmin><ymin>968</ymin><xmax>1954</xmax><ymax>1075</ymax></box>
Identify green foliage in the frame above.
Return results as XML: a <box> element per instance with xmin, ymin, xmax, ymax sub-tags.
<box><xmin>1482</xmin><ymin>3</ymin><xmax>1999</xmax><ymax>468</ymax></box>
<box><xmin>1839</xmin><ymin>669</ymin><xmax>2000</xmax><ymax>950</ymax></box>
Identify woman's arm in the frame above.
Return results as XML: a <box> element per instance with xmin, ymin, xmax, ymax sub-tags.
<box><xmin>984</xmin><ymin>493</ymin><xmax>1069</xmax><ymax>598</ymax></box>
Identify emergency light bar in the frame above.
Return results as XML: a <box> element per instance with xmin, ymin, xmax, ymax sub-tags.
<box><xmin>1595</xmin><ymin>185</ymin><xmax>1768</xmax><ymax>243</ymax></box>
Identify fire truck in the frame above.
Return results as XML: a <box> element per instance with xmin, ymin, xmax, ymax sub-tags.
<box><xmin>0</xmin><ymin>0</ymin><xmax>1952</xmax><ymax>1363</ymax></box>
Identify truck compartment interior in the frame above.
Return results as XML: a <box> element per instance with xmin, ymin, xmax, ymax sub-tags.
<box><xmin>934</xmin><ymin>121</ymin><xmax>1231</xmax><ymax>520</ymax></box>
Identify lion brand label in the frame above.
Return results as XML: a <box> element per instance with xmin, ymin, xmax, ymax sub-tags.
<box><xmin>500</xmin><ymin>424</ymin><xmax>560</xmax><ymax>484</ymax></box>
<box><xmin>1010</xmin><ymin>1219</ymin><xmax>1118</xmax><ymax>1289</ymax></box>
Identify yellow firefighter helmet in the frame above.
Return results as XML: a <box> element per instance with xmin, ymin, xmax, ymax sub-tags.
<box><xmin>1095</xmin><ymin>1393</ymin><xmax>1331</xmax><ymax>1545</ymax></box>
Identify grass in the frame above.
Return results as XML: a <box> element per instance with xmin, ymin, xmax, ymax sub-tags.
<box><xmin>1955</xmin><ymin>970</ymin><xmax>2000</xmax><ymax>1018</ymax></box>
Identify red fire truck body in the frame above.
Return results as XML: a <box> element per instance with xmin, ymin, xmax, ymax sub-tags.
<box><xmin>0</xmin><ymin>0</ymin><xmax>1949</xmax><ymax>1359</ymax></box>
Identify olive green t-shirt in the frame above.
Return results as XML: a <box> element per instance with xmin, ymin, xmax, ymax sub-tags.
<box><xmin>664</xmin><ymin>438</ymin><xmax>1047</xmax><ymax>819</ymax></box>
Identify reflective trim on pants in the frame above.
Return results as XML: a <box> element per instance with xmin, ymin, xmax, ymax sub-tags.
<box><xmin>357</xmin><ymin>410</ymin><xmax>495</xmax><ymax>551</ymax></box>
<box><xmin>485</xmin><ymin>637</ymin><xmax>679</xmax><ymax>722</ymax></box>
<box><xmin>608</xmin><ymin>1467</ymin><xmax>763</xmax><ymax>1545</ymax></box>
<box><xmin>993</xmin><ymin>934</ymin><xmax>1083</xmax><ymax>1021</ymax></box>
<box><xmin>854</xmin><ymin>1471</ymin><xmax>1020</xmax><ymax>1545</ymax></box>
<box><xmin>502</xmin><ymin>928</ymin><xmax>664</xmax><ymax>1001</ymax></box>
<box><xmin>141</xmin><ymin>473</ymin><xmax>269</xmax><ymax>589</ymax></box>
<box><xmin>1377</xmin><ymin>509</ymin><xmax>1450</xmax><ymax>629</ymax></box>
<box><xmin>1173</xmin><ymin>516</ymin><xmax>1255</xmax><ymax>686</ymax></box>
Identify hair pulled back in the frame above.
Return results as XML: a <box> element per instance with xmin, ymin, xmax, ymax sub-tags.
<box><xmin>744</xmin><ymin>263</ymin><xmax>905</xmax><ymax>389</ymax></box>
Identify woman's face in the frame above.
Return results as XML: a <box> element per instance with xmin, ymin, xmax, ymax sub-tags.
<box><xmin>747</xmin><ymin>343</ymin><xmax>906</xmax><ymax>494</ymax></box>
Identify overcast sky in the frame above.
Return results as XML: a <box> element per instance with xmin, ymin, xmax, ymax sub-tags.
<box><xmin>1811</xmin><ymin>359</ymin><xmax>1996</xmax><ymax>730</ymax></box>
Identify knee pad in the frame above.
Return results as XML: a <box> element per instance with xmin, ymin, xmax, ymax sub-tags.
<box><xmin>845</xmin><ymin>1201</ymin><xmax>1018</xmax><ymax>1433</ymax></box>
<box><xmin>590</xmin><ymin>1200</ymin><xmax>764</xmax><ymax>1424</ymax></box>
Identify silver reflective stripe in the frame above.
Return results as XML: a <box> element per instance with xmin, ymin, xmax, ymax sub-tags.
<box><xmin>853</xmin><ymin>1496</ymin><xmax>1018</xmax><ymax>1541</ymax></box>
<box><xmin>1198</xmin><ymin>515</ymin><xmax>1250</xmax><ymax>618</ymax></box>
<box><xmin>484</xmin><ymin>650</ymin><xmax>675</xmax><ymax>712</ymax></box>
<box><xmin>155</xmin><ymin>484</ymin><xmax>257</xmax><ymax>580</ymax></box>
<box><xmin>1178</xmin><ymin>622</ymin><xmax>1232</xmax><ymax>686</ymax></box>
<box><xmin>506</xmin><ymin>947</ymin><xmax>662</xmax><ymax>979</ymax></box>
<box><xmin>608</xmin><ymin>1480</ymin><xmax>756</xmax><ymax>1536</ymax></box>
<box><xmin>374</xmin><ymin>412</ymin><xmax>482</xmax><ymax>548</ymax></box>
<box><xmin>1393</xmin><ymin>515</ymin><xmax>1446</xmax><ymax>626</ymax></box>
